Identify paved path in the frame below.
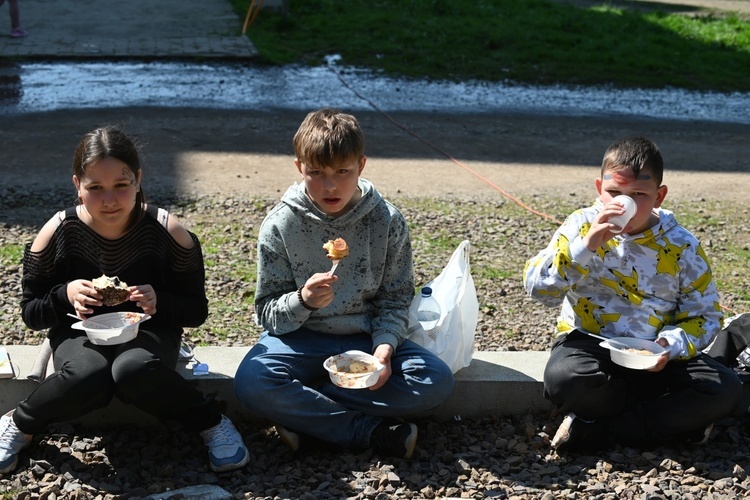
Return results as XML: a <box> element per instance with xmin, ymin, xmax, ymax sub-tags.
<box><xmin>0</xmin><ymin>0</ymin><xmax>257</xmax><ymax>58</ymax></box>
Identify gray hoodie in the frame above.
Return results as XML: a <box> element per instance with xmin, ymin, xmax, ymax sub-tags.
<box><xmin>254</xmin><ymin>178</ymin><xmax>414</xmax><ymax>351</ymax></box>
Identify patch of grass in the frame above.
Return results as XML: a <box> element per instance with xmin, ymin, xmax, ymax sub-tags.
<box><xmin>0</xmin><ymin>244</ymin><xmax>24</xmax><ymax>264</ymax></box>
<box><xmin>233</xmin><ymin>0</ymin><xmax>750</xmax><ymax>91</ymax></box>
<box><xmin>180</xmin><ymin>213</ymin><xmax>261</xmax><ymax>346</ymax></box>
<box><xmin>475</xmin><ymin>266</ymin><xmax>514</xmax><ymax>280</ymax></box>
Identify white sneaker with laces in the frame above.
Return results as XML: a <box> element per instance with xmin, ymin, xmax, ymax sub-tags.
<box><xmin>0</xmin><ymin>410</ymin><xmax>32</xmax><ymax>474</ymax></box>
<box><xmin>200</xmin><ymin>415</ymin><xmax>250</xmax><ymax>472</ymax></box>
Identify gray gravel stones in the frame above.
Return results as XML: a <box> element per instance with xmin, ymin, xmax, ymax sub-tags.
<box><xmin>2</xmin><ymin>414</ymin><xmax>750</xmax><ymax>498</ymax></box>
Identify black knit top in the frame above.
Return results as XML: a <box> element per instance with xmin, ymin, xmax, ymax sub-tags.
<box><xmin>21</xmin><ymin>205</ymin><xmax>208</xmax><ymax>341</ymax></box>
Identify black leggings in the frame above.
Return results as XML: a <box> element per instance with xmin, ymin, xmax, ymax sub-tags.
<box><xmin>544</xmin><ymin>330</ymin><xmax>743</xmax><ymax>446</ymax></box>
<box><xmin>14</xmin><ymin>328</ymin><xmax>220</xmax><ymax>435</ymax></box>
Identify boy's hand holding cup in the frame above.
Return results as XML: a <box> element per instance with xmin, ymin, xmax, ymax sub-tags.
<box><xmin>608</xmin><ymin>195</ymin><xmax>636</xmax><ymax>234</ymax></box>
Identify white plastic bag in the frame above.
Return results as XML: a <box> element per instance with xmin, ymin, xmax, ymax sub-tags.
<box><xmin>407</xmin><ymin>240</ymin><xmax>479</xmax><ymax>373</ymax></box>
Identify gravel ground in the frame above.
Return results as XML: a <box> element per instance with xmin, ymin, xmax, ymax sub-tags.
<box><xmin>1</xmin><ymin>187</ymin><xmax>750</xmax><ymax>499</ymax></box>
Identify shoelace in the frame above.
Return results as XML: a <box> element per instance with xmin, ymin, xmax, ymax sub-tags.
<box><xmin>204</xmin><ymin>420</ymin><xmax>233</xmax><ymax>447</ymax></box>
<box><xmin>0</xmin><ymin>418</ymin><xmax>22</xmax><ymax>446</ymax></box>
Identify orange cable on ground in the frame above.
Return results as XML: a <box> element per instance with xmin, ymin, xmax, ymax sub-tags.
<box><xmin>327</xmin><ymin>66</ymin><xmax>562</xmax><ymax>226</ymax></box>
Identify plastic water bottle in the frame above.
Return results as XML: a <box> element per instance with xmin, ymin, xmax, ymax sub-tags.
<box><xmin>417</xmin><ymin>287</ymin><xmax>441</xmax><ymax>341</ymax></box>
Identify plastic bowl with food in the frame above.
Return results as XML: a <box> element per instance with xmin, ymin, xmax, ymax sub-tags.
<box><xmin>324</xmin><ymin>350</ymin><xmax>385</xmax><ymax>389</ymax></box>
<box><xmin>599</xmin><ymin>336</ymin><xmax>667</xmax><ymax>370</ymax></box>
<box><xmin>72</xmin><ymin>312</ymin><xmax>151</xmax><ymax>346</ymax></box>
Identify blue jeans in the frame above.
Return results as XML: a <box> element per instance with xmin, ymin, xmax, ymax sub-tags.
<box><xmin>234</xmin><ymin>329</ymin><xmax>454</xmax><ymax>449</ymax></box>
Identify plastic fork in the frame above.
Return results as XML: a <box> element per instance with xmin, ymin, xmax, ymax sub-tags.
<box><xmin>67</xmin><ymin>313</ymin><xmax>114</xmax><ymax>329</ymax></box>
<box><xmin>584</xmin><ymin>331</ymin><xmax>631</xmax><ymax>351</ymax></box>
<box><xmin>329</xmin><ymin>260</ymin><xmax>340</xmax><ymax>276</ymax></box>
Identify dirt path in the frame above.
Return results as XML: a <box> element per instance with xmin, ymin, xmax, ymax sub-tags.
<box><xmin>1</xmin><ymin>107</ymin><xmax>748</xmax><ymax>206</ymax></box>
<box><xmin>564</xmin><ymin>0</ymin><xmax>750</xmax><ymax>16</ymax></box>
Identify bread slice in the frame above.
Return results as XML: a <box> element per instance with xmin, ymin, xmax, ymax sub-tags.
<box><xmin>92</xmin><ymin>275</ymin><xmax>130</xmax><ymax>306</ymax></box>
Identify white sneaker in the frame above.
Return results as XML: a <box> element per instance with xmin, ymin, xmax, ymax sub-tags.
<box><xmin>200</xmin><ymin>415</ymin><xmax>250</xmax><ymax>472</ymax></box>
<box><xmin>0</xmin><ymin>410</ymin><xmax>32</xmax><ymax>474</ymax></box>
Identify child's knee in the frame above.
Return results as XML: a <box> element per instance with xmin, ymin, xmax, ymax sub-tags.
<box><xmin>233</xmin><ymin>356</ymin><xmax>283</xmax><ymax>408</ymax></box>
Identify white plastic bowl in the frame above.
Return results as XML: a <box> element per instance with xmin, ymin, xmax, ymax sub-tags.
<box><xmin>599</xmin><ymin>336</ymin><xmax>667</xmax><ymax>370</ymax></box>
<box><xmin>72</xmin><ymin>312</ymin><xmax>151</xmax><ymax>346</ymax></box>
<box><xmin>324</xmin><ymin>350</ymin><xmax>384</xmax><ymax>389</ymax></box>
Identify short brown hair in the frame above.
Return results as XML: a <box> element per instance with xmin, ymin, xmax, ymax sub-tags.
<box><xmin>601</xmin><ymin>136</ymin><xmax>664</xmax><ymax>185</ymax></box>
<box><xmin>292</xmin><ymin>108</ymin><xmax>364</xmax><ymax>168</ymax></box>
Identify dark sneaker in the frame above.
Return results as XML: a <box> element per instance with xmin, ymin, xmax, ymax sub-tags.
<box><xmin>0</xmin><ymin>410</ymin><xmax>32</xmax><ymax>474</ymax></box>
<box><xmin>370</xmin><ymin>420</ymin><xmax>418</xmax><ymax>459</ymax></box>
<box><xmin>200</xmin><ymin>415</ymin><xmax>250</xmax><ymax>472</ymax></box>
<box><xmin>550</xmin><ymin>412</ymin><xmax>610</xmax><ymax>452</ymax></box>
<box><xmin>275</xmin><ymin>424</ymin><xmax>300</xmax><ymax>452</ymax></box>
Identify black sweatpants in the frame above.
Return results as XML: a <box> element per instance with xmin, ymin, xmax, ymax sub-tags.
<box><xmin>544</xmin><ymin>330</ymin><xmax>743</xmax><ymax>447</ymax></box>
<box><xmin>14</xmin><ymin>328</ymin><xmax>220</xmax><ymax>435</ymax></box>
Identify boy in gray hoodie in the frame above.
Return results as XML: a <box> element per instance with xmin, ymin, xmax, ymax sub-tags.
<box><xmin>234</xmin><ymin>108</ymin><xmax>454</xmax><ymax>458</ymax></box>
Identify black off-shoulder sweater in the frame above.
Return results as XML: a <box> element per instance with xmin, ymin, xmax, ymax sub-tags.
<box><xmin>21</xmin><ymin>205</ymin><xmax>208</xmax><ymax>341</ymax></box>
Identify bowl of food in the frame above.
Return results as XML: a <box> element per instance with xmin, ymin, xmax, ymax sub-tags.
<box><xmin>599</xmin><ymin>336</ymin><xmax>667</xmax><ymax>370</ymax></box>
<box><xmin>72</xmin><ymin>311</ymin><xmax>151</xmax><ymax>346</ymax></box>
<box><xmin>324</xmin><ymin>350</ymin><xmax>384</xmax><ymax>389</ymax></box>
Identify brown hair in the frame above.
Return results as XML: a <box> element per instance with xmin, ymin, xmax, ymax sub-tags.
<box><xmin>72</xmin><ymin>126</ymin><xmax>145</xmax><ymax>232</ymax></box>
<box><xmin>292</xmin><ymin>108</ymin><xmax>365</xmax><ymax>168</ymax></box>
<box><xmin>601</xmin><ymin>136</ymin><xmax>664</xmax><ymax>185</ymax></box>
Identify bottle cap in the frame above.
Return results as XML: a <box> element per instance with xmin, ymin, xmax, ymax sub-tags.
<box><xmin>421</xmin><ymin>286</ymin><xmax>433</xmax><ymax>296</ymax></box>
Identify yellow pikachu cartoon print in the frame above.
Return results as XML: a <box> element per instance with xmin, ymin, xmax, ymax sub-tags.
<box><xmin>580</xmin><ymin>222</ymin><xmax>618</xmax><ymax>260</ymax></box>
<box><xmin>553</xmin><ymin>234</ymin><xmax>573</xmax><ymax>280</ymax></box>
<box><xmin>647</xmin><ymin>310</ymin><xmax>673</xmax><ymax>331</ymax></box>
<box><xmin>600</xmin><ymin>268</ymin><xmax>645</xmax><ymax>305</ymax></box>
<box><xmin>572</xmin><ymin>297</ymin><xmax>620</xmax><ymax>334</ymax></box>
<box><xmin>656</xmin><ymin>236</ymin><xmax>689</xmax><ymax>276</ymax></box>
<box><xmin>681</xmin><ymin>272</ymin><xmax>712</xmax><ymax>296</ymax></box>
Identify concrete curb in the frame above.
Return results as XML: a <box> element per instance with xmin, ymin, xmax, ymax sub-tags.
<box><xmin>0</xmin><ymin>346</ymin><xmax>553</xmax><ymax>425</ymax></box>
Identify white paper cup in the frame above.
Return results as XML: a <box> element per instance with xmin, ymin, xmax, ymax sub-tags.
<box><xmin>608</xmin><ymin>195</ymin><xmax>636</xmax><ymax>233</ymax></box>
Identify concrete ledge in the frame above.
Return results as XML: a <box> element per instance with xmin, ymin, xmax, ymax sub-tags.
<box><xmin>0</xmin><ymin>346</ymin><xmax>551</xmax><ymax>426</ymax></box>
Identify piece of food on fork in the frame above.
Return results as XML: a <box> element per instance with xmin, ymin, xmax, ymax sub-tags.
<box><xmin>323</xmin><ymin>238</ymin><xmax>349</xmax><ymax>275</ymax></box>
<box><xmin>323</xmin><ymin>238</ymin><xmax>349</xmax><ymax>260</ymax></box>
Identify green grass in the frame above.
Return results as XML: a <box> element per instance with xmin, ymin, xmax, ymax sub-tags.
<box><xmin>181</xmin><ymin>214</ymin><xmax>260</xmax><ymax>345</ymax></box>
<box><xmin>0</xmin><ymin>244</ymin><xmax>24</xmax><ymax>265</ymax></box>
<box><xmin>232</xmin><ymin>0</ymin><xmax>750</xmax><ymax>92</ymax></box>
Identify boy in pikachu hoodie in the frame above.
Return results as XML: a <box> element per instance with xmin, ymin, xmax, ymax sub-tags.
<box><xmin>524</xmin><ymin>136</ymin><xmax>741</xmax><ymax>452</ymax></box>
